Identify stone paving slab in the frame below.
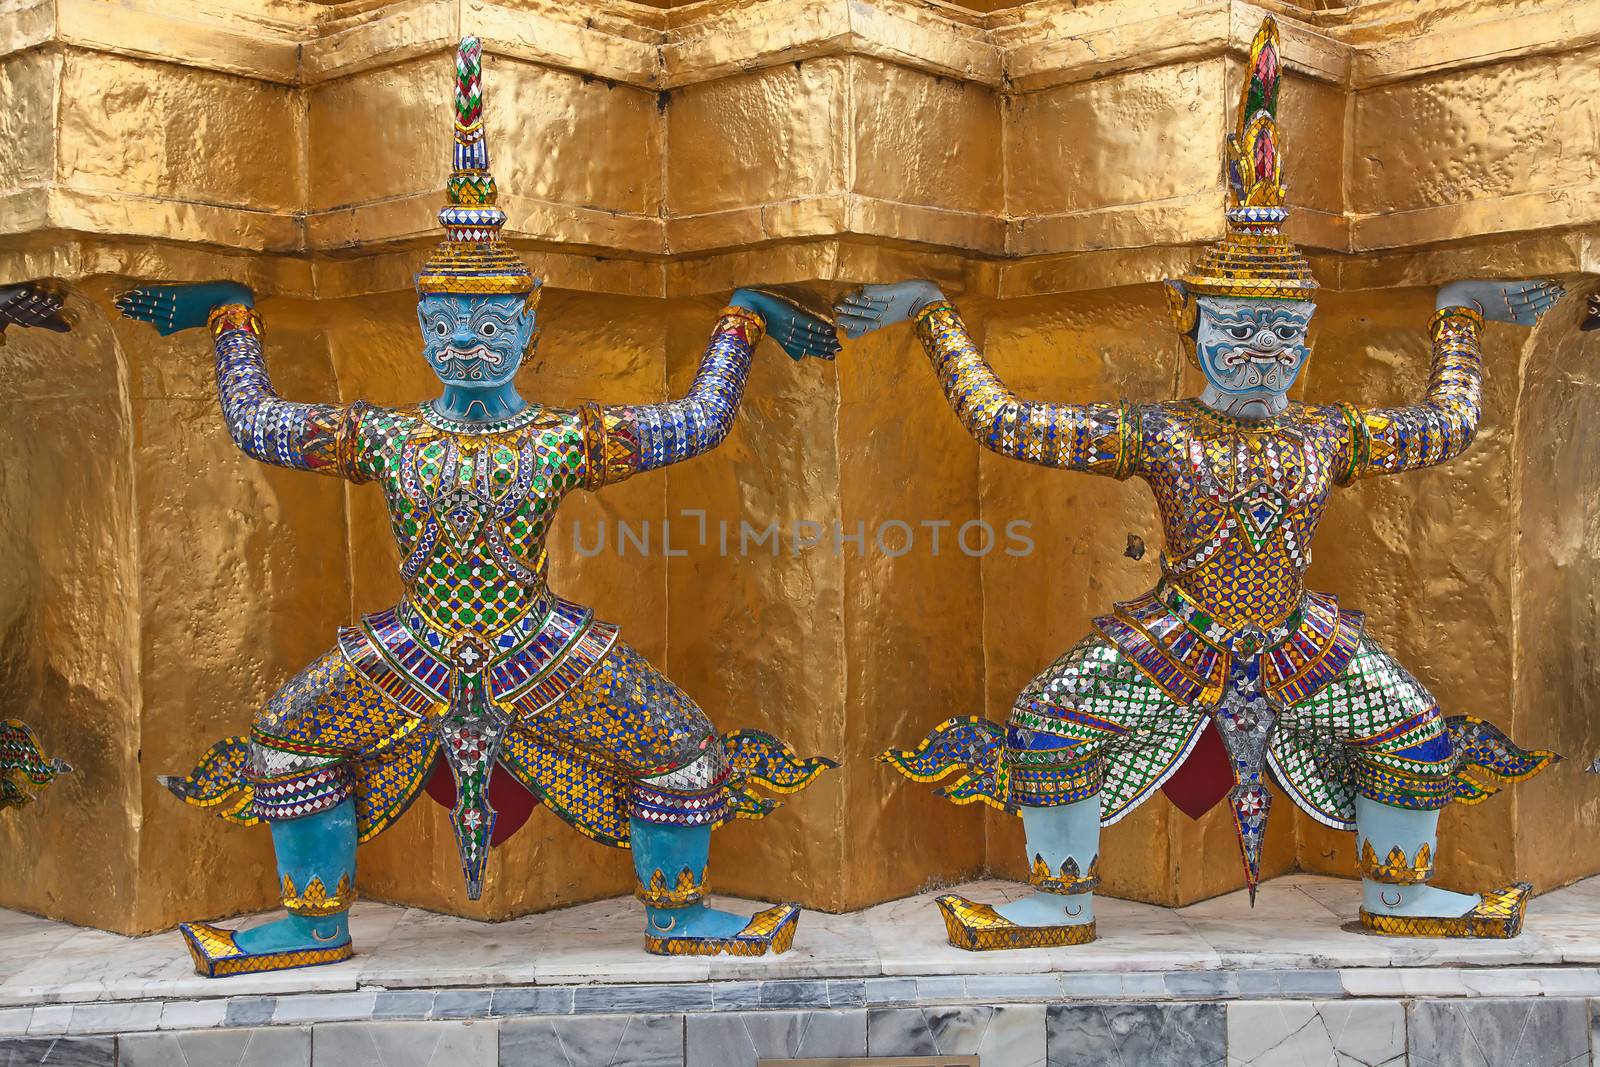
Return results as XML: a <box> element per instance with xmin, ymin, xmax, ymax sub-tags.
<box><xmin>2</xmin><ymin>1002</ymin><xmax>1596</xmax><ymax>1066</ymax></box>
<box><xmin>3</xmin><ymin>965</ymin><xmax>1600</xmax><ymax>1039</ymax></box>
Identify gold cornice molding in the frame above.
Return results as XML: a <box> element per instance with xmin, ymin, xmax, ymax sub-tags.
<box><xmin>2</xmin><ymin>0</ymin><xmax>1596</xmax><ymax>298</ymax></box>
<box><xmin>8</xmin><ymin>227</ymin><xmax>1589</xmax><ymax>305</ymax></box>
<box><xmin>2</xmin><ymin>0</ymin><xmax>313</xmax><ymax>83</ymax></box>
<box><xmin>6</xmin><ymin>0</ymin><xmax>1589</xmax><ymax>88</ymax></box>
<box><xmin>995</xmin><ymin>1</ymin><xmax>1350</xmax><ymax>91</ymax></box>
<box><xmin>307</xmin><ymin>0</ymin><xmax>665</xmax><ymax>86</ymax></box>
<box><xmin>1349</xmin><ymin>1</ymin><xmax>1600</xmax><ymax>85</ymax></box>
<box><xmin>659</xmin><ymin>0</ymin><xmax>997</xmax><ymax>88</ymax></box>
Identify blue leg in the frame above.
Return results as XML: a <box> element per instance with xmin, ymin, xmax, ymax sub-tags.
<box><xmin>236</xmin><ymin>800</ymin><xmax>357</xmax><ymax>951</ymax></box>
<box><xmin>994</xmin><ymin>796</ymin><xmax>1099</xmax><ymax>927</ymax></box>
<box><xmin>1354</xmin><ymin>796</ymin><xmax>1479</xmax><ymax>917</ymax></box>
<box><xmin>936</xmin><ymin>794</ymin><xmax>1101</xmax><ymax>950</ymax></box>
<box><xmin>180</xmin><ymin>799</ymin><xmax>357</xmax><ymax>976</ymax></box>
<box><xmin>631</xmin><ymin>817</ymin><xmax>800</xmax><ymax>955</ymax></box>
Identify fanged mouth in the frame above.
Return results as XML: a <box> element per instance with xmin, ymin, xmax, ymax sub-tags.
<box><xmin>438</xmin><ymin>344</ymin><xmax>504</xmax><ymax>367</ymax></box>
<box><xmin>1220</xmin><ymin>348</ymin><xmax>1297</xmax><ymax>368</ymax></box>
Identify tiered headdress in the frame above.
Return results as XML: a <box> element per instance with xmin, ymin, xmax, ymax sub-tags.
<box><xmin>416</xmin><ymin>37</ymin><xmax>539</xmax><ymax>299</ymax></box>
<box><xmin>1168</xmin><ymin>17</ymin><xmax>1316</xmax><ymax>332</ymax></box>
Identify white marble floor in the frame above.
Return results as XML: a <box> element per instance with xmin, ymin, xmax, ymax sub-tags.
<box><xmin>4</xmin><ymin>873</ymin><xmax>1600</xmax><ymax>1008</ymax></box>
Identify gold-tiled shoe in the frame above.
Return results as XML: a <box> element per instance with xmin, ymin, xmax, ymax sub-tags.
<box><xmin>179</xmin><ymin>921</ymin><xmax>354</xmax><ymax>978</ymax></box>
<box><xmin>643</xmin><ymin>903</ymin><xmax>800</xmax><ymax>957</ymax></box>
<box><xmin>936</xmin><ymin>893</ymin><xmax>1098</xmax><ymax>951</ymax></box>
<box><xmin>1358</xmin><ymin>882</ymin><xmax>1532</xmax><ymax>939</ymax></box>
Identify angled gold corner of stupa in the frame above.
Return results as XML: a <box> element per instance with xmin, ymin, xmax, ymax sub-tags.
<box><xmin>1</xmin><ymin>0</ymin><xmax>1596</xmax><ymax>931</ymax></box>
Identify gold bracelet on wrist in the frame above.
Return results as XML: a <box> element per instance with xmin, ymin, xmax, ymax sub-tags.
<box><xmin>1428</xmin><ymin>304</ymin><xmax>1484</xmax><ymax>341</ymax></box>
<box><xmin>913</xmin><ymin>300</ymin><xmax>957</xmax><ymax>327</ymax></box>
<box><xmin>207</xmin><ymin>303</ymin><xmax>264</xmax><ymax>340</ymax></box>
<box><xmin>719</xmin><ymin>305</ymin><xmax>767</xmax><ymax>345</ymax></box>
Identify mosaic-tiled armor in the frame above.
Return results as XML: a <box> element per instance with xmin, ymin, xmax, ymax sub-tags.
<box><xmin>117</xmin><ymin>38</ymin><xmax>837</xmax><ymax>977</ymax></box>
<box><xmin>849</xmin><ymin>18</ymin><xmax>1562</xmax><ymax>949</ymax></box>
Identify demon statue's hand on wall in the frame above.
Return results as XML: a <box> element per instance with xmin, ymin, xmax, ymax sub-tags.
<box><xmin>0</xmin><ymin>283</ymin><xmax>70</xmax><ymax>345</ymax></box>
<box><xmin>114</xmin><ymin>37</ymin><xmax>836</xmax><ymax>978</ymax></box>
<box><xmin>854</xmin><ymin>17</ymin><xmax>1564</xmax><ymax>952</ymax></box>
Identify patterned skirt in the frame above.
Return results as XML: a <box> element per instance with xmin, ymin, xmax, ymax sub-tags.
<box><xmin>164</xmin><ymin>635</ymin><xmax>830</xmax><ymax>849</ymax></box>
<box><xmin>884</xmin><ymin>631</ymin><xmax>1554</xmax><ymax>830</ymax></box>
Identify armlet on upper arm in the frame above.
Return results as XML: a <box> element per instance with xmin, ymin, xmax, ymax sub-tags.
<box><xmin>579</xmin><ymin>402</ymin><xmax>642</xmax><ymax>489</ymax></box>
<box><xmin>1334</xmin><ymin>402</ymin><xmax>1368</xmax><ymax>485</ymax></box>
<box><xmin>337</xmin><ymin>401</ymin><xmax>378</xmax><ymax>483</ymax></box>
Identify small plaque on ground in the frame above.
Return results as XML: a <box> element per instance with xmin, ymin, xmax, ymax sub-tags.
<box><xmin>760</xmin><ymin>1059</ymin><xmax>978</xmax><ymax>1066</ymax></box>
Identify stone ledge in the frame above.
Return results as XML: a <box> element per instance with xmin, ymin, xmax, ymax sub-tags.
<box><xmin>5</xmin><ymin>874</ymin><xmax>1600</xmax><ymax>1064</ymax></box>
<box><xmin>4</xmin><ymin>874</ymin><xmax>1600</xmax><ymax>1011</ymax></box>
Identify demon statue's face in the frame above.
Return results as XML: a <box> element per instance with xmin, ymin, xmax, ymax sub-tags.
<box><xmin>417</xmin><ymin>293</ymin><xmax>538</xmax><ymax>390</ymax></box>
<box><xmin>1194</xmin><ymin>296</ymin><xmax>1315</xmax><ymax>420</ymax></box>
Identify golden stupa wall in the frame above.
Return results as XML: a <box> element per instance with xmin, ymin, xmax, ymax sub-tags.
<box><xmin>0</xmin><ymin>0</ymin><xmax>1595</xmax><ymax>933</ymax></box>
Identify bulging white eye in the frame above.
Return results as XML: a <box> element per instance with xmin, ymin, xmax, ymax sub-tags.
<box><xmin>480</xmin><ymin>322</ymin><xmax>498</xmax><ymax>337</ymax></box>
<box><xmin>433</xmin><ymin>321</ymin><xmax>448</xmax><ymax>337</ymax></box>
<box><xmin>1229</xmin><ymin>325</ymin><xmax>1253</xmax><ymax>340</ymax></box>
<box><xmin>1276</xmin><ymin>325</ymin><xmax>1298</xmax><ymax>340</ymax></box>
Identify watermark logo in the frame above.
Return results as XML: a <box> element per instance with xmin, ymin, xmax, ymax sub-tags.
<box><xmin>564</xmin><ymin>510</ymin><xmax>1036</xmax><ymax>558</ymax></box>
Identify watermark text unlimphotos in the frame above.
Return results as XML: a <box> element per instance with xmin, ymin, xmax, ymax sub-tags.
<box><xmin>560</xmin><ymin>510</ymin><xmax>1035</xmax><ymax>558</ymax></box>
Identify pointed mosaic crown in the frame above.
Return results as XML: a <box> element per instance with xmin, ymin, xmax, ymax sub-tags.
<box><xmin>416</xmin><ymin>37</ymin><xmax>539</xmax><ymax>298</ymax></box>
<box><xmin>1176</xmin><ymin>16</ymin><xmax>1317</xmax><ymax>304</ymax></box>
